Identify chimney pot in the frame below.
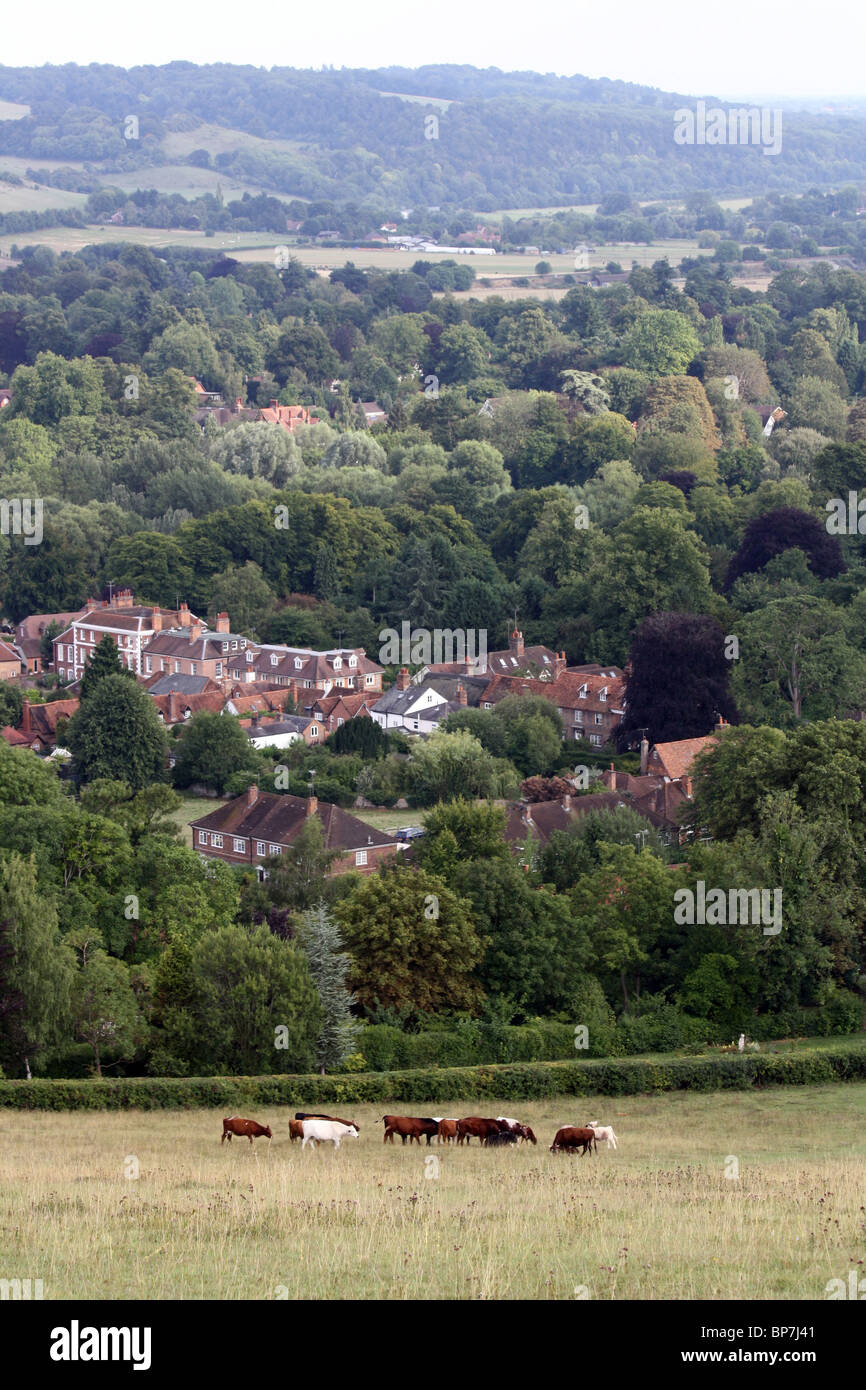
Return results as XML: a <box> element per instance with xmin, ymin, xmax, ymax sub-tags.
<box><xmin>396</xmin><ymin>667</ymin><xmax>410</xmax><ymax>692</ymax></box>
<box><xmin>246</xmin><ymin>783</ymin><xmax>259</xmax><ymax>808</ymax></box>
<box><xmin>306</xmin><ymin>795</ymin><xmax>318</xmax><ymax>817</ymax></box>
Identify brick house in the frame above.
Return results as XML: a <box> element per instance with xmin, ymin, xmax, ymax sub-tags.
<box><xmin>241</xmin><ymin>712</ymin><xmax>323</xmax><ymax>748</ymax></box>
<box><xmin>259</xmin><ymin>401</ymin><xmax>319</xmax><ymax>433</ymax></box>
<box><xmin>0</xmin><ymin>639</ymin><xmax>22</xmax><ymax>680</ymax></box>
<box><xmin>190</xmin><ymin>785</ymin><xmax>400</xmax><ymax>875</ymax></box>
<box><xmin>307</xmin><ymin>690</ymin><xmax>376</xmax><ymax>736</ymax></box>
<box><xmin>16</xmin><ymin>610</ymin><xmax>86</xmax><ymax>674</ymax></box>
<box><xmin>250</xmin><ymin>646</ymin><xmax>383</xmax><ymax>696</ymax></box>
<box><xmin>53</xmin><ymin>592</ymin><xmax>201</xmax><ymax>684</ymax></box>
<box><xmin>142</xmin><ymin>613</ymin><xmax>249</xmax><ymax>683</ymax></box>
<box><xmin>9</xmin><ymin>697</ymin><xmax>80</xmax><ymax>752</ymax></box>
<box><xmin>479</xmin><ymin>667</ymin><xmax>626</xmax><ymax>746</ymax></box>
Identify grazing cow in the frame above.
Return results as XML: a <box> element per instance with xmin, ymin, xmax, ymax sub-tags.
<box><xmin>496</xmin><ymin>1117</ymin><xmax>537</xmax><ymax>1145</ymax></box>
<box><xmin>457</xmin><ymin>1117</ymin><xmax>502</xmax><ymax>1146</ymax></box>
<box><xmin>380</xmin><ymin>1115</ymin><xmax>439</xmax><ymax>1145</ymax></box>
<box><xmin>221</xmin><ymin>1116</ymin><xmax>272</xmax><ymax>1145</ymax></box>
<box><xmin>518</xmin><ymin>1125</ymin><xmax>538</xmax><ymax>1145</ymax></box>
<box><xmin>436</xmin><ymin>1119</ymin><xmax>459</xmax><ymax>1144</ymax></box>
<box><xmin>301</xmin><ymin>1118</ymin><xmax>359</xmax><ymax>1151</ymax></box>
<box><xmin>586</xmin><ymin>1121</ymin><xmax>618</xmax><ymax>1150</ymax></box>
<box><xmin>289</xmin><ymin>1119</ymin><xmax>304</xmax><ymax>1143</ymax></box>
<box><xmin>484</xmin><ymin>1129</ymin><xmax>519</xmax><ymax>1146</ymax></box>
<box><xmin>550</xmin><ymin>1126</ymin><xmax>596</xmax><ymax>1155</ymax></box>
<box><xmin>294</xmin><ymin>1112</ymin><xmax>358</xmax><ymax>1131</ymax></box>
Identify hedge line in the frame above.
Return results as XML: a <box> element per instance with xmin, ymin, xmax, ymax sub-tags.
<box><xmin>1</xmin><ymin>1045</ymin><xmax>864</xmax><ymax>1111</ymax></box>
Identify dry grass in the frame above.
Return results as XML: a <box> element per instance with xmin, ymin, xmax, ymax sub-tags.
<box><xmin>0</xmin><ymin>1084</ymin><xmax>863</xmax><ymax>1300</ymax></box>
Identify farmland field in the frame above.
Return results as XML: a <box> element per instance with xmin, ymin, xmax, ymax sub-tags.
<box><xmin>0</xmin><ymin>1084</ymin><xmax>863</xmax><ymax>1300</ymax></box>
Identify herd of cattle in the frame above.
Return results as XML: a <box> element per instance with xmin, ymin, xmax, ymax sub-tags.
<box><xmin>221</xmin><ymin>1113</ymin><xmax>619</xmax><ymax>1153</ymax></box>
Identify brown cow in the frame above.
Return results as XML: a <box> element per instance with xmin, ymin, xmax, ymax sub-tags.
<box><xmin>221</xmin><ymin>1116</ymin><xmax>272</xmax><ymax>1145</ymax></box>
<box><xmin>381</xmin><ymin>1115</ymin><xmax>439</xmax><ymax>1145</ymax></box>
<box><xmin>550</xmin><ymin>1126</ymin><xmax>596</xmax><ymax>1155</ymax></box>
<box><xmin>518</xmin><ymin>1125</ymin><xmax>538</xmax><ymax>1145</ymax></box>
<box><xmin>457</xmin><ymin>1117</ymin><xmax>502</xmax><ymax>1146</ymax></box>
<box><xmin>437</xmin><ymin>1119</ymin><xmax>459</xmax><ymax>1144</ymax></box>
<box><xmin>289</xmin><ymin>1119</ymin><xmax>304</xmax><ymax>1143</ymax></box>
<box><xmin>294</xmin><ymin>1112</ymin><xmax>359</xmax><ymax>1131</ymax></box>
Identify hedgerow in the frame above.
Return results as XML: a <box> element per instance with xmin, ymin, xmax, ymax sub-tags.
<box><xmin>1</xmin><ymin>1042</ymin><xmax>864</xmax><ymax>1110</ymax></box>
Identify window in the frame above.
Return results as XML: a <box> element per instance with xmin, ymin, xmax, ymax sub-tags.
<box><xmin>590</xmin><ymin>734</ymin><xmax>602</xmax><ymax>746</ymax></box>
<box><xmin>161</xmin><ymin>661</ymin><xmax>168</xmax><ymax>672</ymax></box>
<box><xmin>211</xmin><ymin>834</ymin><xmax>223</xmax><ymax>848</ymax></box>
<box><xmin>174</xmin><ymin>662</ymin><xmax>180</xmax><ymax>674</ymax></box>
<box><xmin>269</xmin><ymin>844</ymin><xmax>282</xmax><ymax>856</ymax></box>
<box><xmin>578</xmin><ymin>685</ymin><xmax>588</xmax><ymax>699</ymax></box>
<box><xmin>333</xmin><ymin>656</ymin><xmax>342</xmax><ymax>670</ymax></box>
<box><xmin>222</xmin><ymin>642</ymin><xmax>229</xmax><ymax>652</ymax></box>
<box><xmin>256</xmin><ymin>841</ymin><xmax>266</xmax><ymax>857</ymax></box>
<box><xmin>145</xmin><ymin>657</ymin><xmax>152</xmax><ymax>673</ymax></box>
<box><xmin>216</xmin><ymin>662</ymin><xmax>223</xmax><ymax>677</ymax></box>
<box><xmin>542</xmin><ymin>655</ymin><xmax>550</xmax><ymax>664</ymax></box>
<box><xmin>310</xmin><ymin>725</ymin><xmax>318</xmax><ymax>737</ymax></box>
<box><xmin>355</xmin><ymin>850</ymin><xmax>368</xmax><ymax>866</ymax></box>
<box><xmin>594</xmin><ymin>713</ymin><xmax>603</xmax><ymax>725</ymax></box>
<box><xmin>198</xmin><ymin>830</ymin><xmax>209</xmax><ymax>845</ymax></box>
<box><xmin>294</xmin><ymin>658</ymin><xmax>302</xmax><ymax>669</ymax></box>
<box><xmin>337</xmin><ymin>717</ymin><xmax>344</xmax><ymax>727</ymax></box>
<box><xmin>599</xmin><ymin>688</ymin><xmax>607</xmax><ymax>702</ymax></box>
<box><xmin>366</xmin><ymin>674</ymin><xmax>374</xmax><ymax>684</ymax></box>
<box><xmin>349</xmin><ymin>655</ymin><xmax>357</xmax><ymax>668</ymax></box>
<box><xmin>270</xmin><ymin>654</ymin><xmax>278</xmax><ymax>666</ymax></box>
<box><xmin>190</xmin><ymin>663</ymin><xmax>197</xmax><ymax>675</ymax></box>
<box><xmin>231</xmin><ymin>641</ymin><xmax>238</xmax><ymax>651</ymax></box>
<box><xmin>233</xmin><ymin>838</ymin><xmax>245</xmax><ymax>853</ymax></box>
<box><xmin>246</xmin><ymin>651</ymin><xmax>253</xmax><ymax>663</ymax></box>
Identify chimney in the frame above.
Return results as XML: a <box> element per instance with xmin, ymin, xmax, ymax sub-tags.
<box><xmin>216</xmin><ymin>612</ymin><xmax>230</xmax><ymax>634</ymax></box>
<box><xmin>151</xmin><ymin>609</ymin><xmax>163</xmax><ymax>633</ymax></box>
<box><xmin>457</xmin><ymin>683</ymin><xmax>467</xmax><ymax>706</ymax></box>
<box><xmin>640</xmin><ymin>736</ymin><xmax>649</xmax><ymax>776</ymax></box>
<box><xmin>21</xmin><ymin>699</ymin><xmax>31</xmax><ymax>735</ymax></box>
<box><xmin>169</xmin><ymin>691</ymin><xmax>179</xmax><ymax>724</ymax></box>
<box><xmin>189</xmin><ymin>619</ymin><xmax>202</xmax><ymax>643</ymax></box>
<box><xmin>178</xmin><ymin>603</ymin><xmax>191</xmax><ymax>628</ymax></box>
<box><xmin>246</xmin><ymin>782</ymin><xmax>259</xmax><ymax>809</ymax></box>
<box><xmin>554</xmin><ymin>650</ymin><xmax>567</xmax><ymax>677</ymax></box>
<box><xmin>562</xmin><ymin>793</ymin><xmax>572</xmax><ymax>811</ymax></box>
<box><xmin>270</xmin><ymin>399</ymin><xmax>279</xmax><ymax>411</ymax></box>
<box><xmin>396</xmin><ymin>667</ymin><xmax>410</xmax><ymax>691</ymax></box>
<box><xmin>115</xmin><ymin>588</ymin><xmax>133</xmax><ymax>609</ymax></box>
<box><xmin>306</xmin><ymin>795</ymin><xmax>318</xmax><ymax>817</ymax></box>
<box><xmin>509</xmin><ymin>628</ymin><xmax>525</xmax><ymax>660</ymax></box>
<box><xmin>683</xmin><ymin>774</ymin><xmax>693</xmax><ymax>798</ymax></box>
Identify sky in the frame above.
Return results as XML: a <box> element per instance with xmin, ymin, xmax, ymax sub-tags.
<box><xmin>1</xmin><ymin>0</ymin><xmax>863</xmax><ymax>102</ymax></box>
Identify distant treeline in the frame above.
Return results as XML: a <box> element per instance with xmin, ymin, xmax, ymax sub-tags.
<box><xmin>1</xmin><ymin>63</ymin><xmax>866</xmax><ymax>207</ymax></box>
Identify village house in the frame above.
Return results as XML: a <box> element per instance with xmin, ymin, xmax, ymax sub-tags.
<box><xmin>306</xmin><ymin>689</ymin><xmax>376</xmax><ymax>735</ymax></box>
<box><xmin>241</xmin><ymin>712</ymin><xmax>322</xmax><ymax>749</ymax></box>
<box><xmin>258</xmin><ymin>401</ymin><xmax>319</xmax><ymax>433</ymax></box>
<box><xmin>16</xmin><ymin>609</ymin><xmax>86</xmax><ymax>674</ymax></box>
<box><xmin>250</xmin><ymin>645</ymin><xmax>383</xmax><ymax>695</ymax></box>
<box><xmin>141</xmin><ymin>612</ymin><xmax>248</xmax><ymax>683</ymax></box>
<box><xmin>0</xmin><ymin>639</ymin><xmax>23</xmax><ymax>681</ymax></box>
<box><xmin>419</xmin><ymin>629</ymin><xmax>565</xmax><ymax>682</ymax></box>
<box><xmin>599</xmin><ymin>722</ymin><xmax>727</xmax><ymax>837</ymax></box>
<box><xmin>371</xmin><ymin>671</ymin><xmax>488</xmax><ymax>734</ymax></box>
<box><xmin>52</xmin><ymin>592</ymin><xmax>202</xmax><ymax>684</ymax></box>
<box><xmin>190</xmin><ymin>784</ymin><xmax>400</xmax><ymax>876</ymax></box>
<box><xmin>479</xmin><ymin>667</ymin><xmax>626</xmax><ymax>746</ymax></box>
<box><xmin>504</xmin><ymin>789</ymin><xmax>663</xmax><ymax>862</ymax></box>
<box><xmin>3</xmin><ymin>697</ymin><xmax>80</xmax><ymax>753</ymax></box>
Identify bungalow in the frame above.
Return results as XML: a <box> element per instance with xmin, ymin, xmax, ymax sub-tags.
<box><xmin>190</xmin><ymin>784</ymin><xmax>400</xmax><ymax>876</ymax></box>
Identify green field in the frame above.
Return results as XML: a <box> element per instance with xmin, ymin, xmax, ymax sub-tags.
<box><xmin>166</xmin><ymin>794</ymin><xmax>228</xmax><ymax>848</ymax></box>
<box><xmin>0</xmin><ymin>1083</ymin><xmax>862</xmax><ymax>1299</ymax></box>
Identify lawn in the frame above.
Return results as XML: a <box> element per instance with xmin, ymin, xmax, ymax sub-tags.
<box><xmin>0</xmin><ymin>1084</ymin><xmax>862</xmax><ymax>1299</ymax></box>
<box><xmin>166</xmin><ymin>793</ymin><xmax>228</xmax><ymax>847</ymax></box>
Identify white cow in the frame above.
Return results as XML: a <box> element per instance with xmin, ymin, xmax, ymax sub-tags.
<box><xmin>586</xmin><ymin>1121</ymin><xmax>618</xmax><ymax>1150</ymax></box>
<box><xmin>301</xmin><ymin>1119</ymin><xmax>359</xmax><ymax>1150</ymax></box>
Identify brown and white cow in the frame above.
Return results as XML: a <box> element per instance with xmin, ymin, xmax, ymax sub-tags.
<box><xmin>289</xmin><ymin>1119</ymin><xmax>304</xmax><ymax>1143</ymax></box>
<box><xmin>295</xmin><ymin>1112</ymin><xmax>359</xmax><ymax>1131</ymax></box>
<box><xmin>550</xmin><ymin>1125</ymin><xmax>596</xmax><ymax>1155</ymax></box>
<box><xmin>221</xmin><ymin>1116</ymin><xmax>272</xmax><ymax>1145</ymax></box>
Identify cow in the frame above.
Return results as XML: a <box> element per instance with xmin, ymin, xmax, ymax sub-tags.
<box><xmin>496</xmin><ymin>1117</ymin><xmax>537</xmax><ymax>1145</ymax></box>
<box><xmin>586</xmin><ymin>1121</ymin><xmax>618</xmax><ymax>1150</ymax></box>
<box><xmin>380</xmin><ymin>1115</ymin><xmax>439</xmax><ymax>1145</ymax></box>
<box><xmin>550</xmin><ymin>1126</ymin><xmax>596</xmax><ymax>1155</ymax></box>
<box><xmin>484</xmin><ymin>1129</ymin><xmax>519</xmax><ymax>1146</ymax></box>
<box><xmin>457</xmin><ymin>1117</ymin><xmax>502</xmax><ymax>1146</ymax></box>
<box><xmin>301</xmin><ymin>1118</ymin><xmax>359</xmax><ymax>1151</ymax></box>
<box><xmin>289</xmin><ymin>1119</ymin><xmax>304</xmax><ymax>1143</ymax></box>
<box><xmin>436</xmin><ymin>1119</ymin><xmax>459</xmax><ymax>1144</ymax></box>
<box><xmin>294</xmin><ymin>1111</ymin><xmax>358</xmax><ymax>1131</ymax></box>
<box><xmin>221</xmin><ymin>1116</ymin><xmax>272</xmax><ymax>1146</ymax></box>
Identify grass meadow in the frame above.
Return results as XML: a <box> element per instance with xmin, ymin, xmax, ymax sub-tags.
<box><xmin>1</xmin><ymin>1083</ymin><xmax>863</xmax><ymax>1300</ymax></box>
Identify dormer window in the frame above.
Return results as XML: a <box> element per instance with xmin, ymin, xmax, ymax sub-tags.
<box><xmin>270</xmin><ymin>655</ymin><xmax>278</xmax><ymax>666</ymax></box>
<box><xmin>222</xmin><ymin>642</ymin><xmax>229</xmax><ymax>652</ymax></box>
<box><xmin>231</xmin><ymin>641</ymin><xmax>238</xmax><ymax>651</ymax></box>
<box><xmin>349</xmin><ymin>655</ymin><xmax>357</xmax><ymax>668</ymax></box>
<box><xmin>333</xmin><ymin>657</ymin><xmax>342</xmax><ymax>670</ymax></box>
<box><xmin>246</xmin><ymin>651</ymin><xmax>253</xmax><ymax>663</ymax></box>
<box><xmin>578</xmin><ymin>685</ymin><xmax>588</xmax><ymax>699</ymax></box>
<box><xmin>599</xmin><ymin>688</ymin><xmax>607</xmax><ymax>702</ymax></box>
<box><xmin>294</xmin><ymin>658</ymin><xmax>302</xmax><ymax>669</ymax></box>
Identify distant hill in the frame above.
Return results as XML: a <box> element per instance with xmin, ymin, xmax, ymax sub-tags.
<box><xmin>0</xmin><ymin>63</ymin><xmax>865</xmax><ymax>210</ymax></box>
